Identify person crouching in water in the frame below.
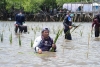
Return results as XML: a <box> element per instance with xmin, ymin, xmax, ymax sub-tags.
<box><xmin>15</xmin><ymin>11</ymin><xmax>25</xmax><ymax>33</ymax></box>
<box><xmin>91</xmin><ymin>17</ymin><xmax>100</xmax><ymax>37</ymax></box>
<box><xmin>33</xmin><ymin>28</ymin><xmax>56</xmax><ymax>54</ymax></box>
<box><xmin>63</xmin><ymin>11</ymin><xmax>73</xmax><ymax>40</ymax></box>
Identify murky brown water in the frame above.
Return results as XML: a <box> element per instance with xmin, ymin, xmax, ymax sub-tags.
<box><xmin>0</xmin><ymin>21</ymin><xmax>100</xmax><ymax>67</ymax></box>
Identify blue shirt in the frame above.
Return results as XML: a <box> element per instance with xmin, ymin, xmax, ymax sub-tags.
<box><xmin>15</xmin><ymin>13</ymin><xmax>25</xmax><ymax>25</ymax></box>
<box><xmin>63</xmin><ymin>15</ymin><xmax>72</xmax><ymax>29</ymax></box>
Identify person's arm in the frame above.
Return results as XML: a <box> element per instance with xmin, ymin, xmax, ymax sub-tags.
<box><xmin>52</xmin><ymin>43</ymin><xmax>56</xmax><ymax>51</ymax></box>
<box><xmin>33</xmin><ymin>36</ymin><xmax>42</xmax><ymax>53</ymax></box>
<box><xmin>68</xmin><ymin>16</ymin><xmax>73</xmax><ymax>26</ymax></box>
<box><xmin>68</xmin><ymin>16</ymin><xmax>71</xmax><ymax>22</ymax></box>
<box><xmin>63</xmin><ymin>22</ymin><xmax>69</xmax><ymax>28</ymax></box>
<box><xmin>92</xmin><ymin>22</ymin><xmax>95</xmax><ymax>28</ymax></box>
<box><xmin>91</xmin><ymin>21</ymin><xmax>95</xmax><ymax>32</ymax></box>
<box><xmin>51</xmin><ymin>39</ymin><xmax>56</xmax><ymax>52</ymax></box>
<box><xmin>63</xmin><ymin>16</ymin><xmax>69</xmax><ymax>28</ymax></box>
<box><xmin>63</xmin><ymin>16</ymin><xmax>72</xmax><ymax>29</ymax></box>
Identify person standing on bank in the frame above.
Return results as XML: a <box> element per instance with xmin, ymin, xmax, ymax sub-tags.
<box><xmin>15</xmin><ymin>11</ymin><xmax>25</xmax><ymax>33</ymax></box>
<box><xmin>63</xmin><ymin>11</ymin><xmax>73</xmax><ymax>40</ymax></box>
<box><xmin>91</xmin><ymin>17</ymin><xmax>100</xmax><ymax>37</ymax></box>
<box><xmin>33</xmin><ymin>28</ymin><xmax>56</xmax><ymax>54</ymax></box>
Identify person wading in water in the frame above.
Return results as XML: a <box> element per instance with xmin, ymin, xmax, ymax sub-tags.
<box><xmin>91</xmin><ymin>17</ymin><xmax>100</xmax><ymax>37</ymax></box>
<box><xmin>63</xmin><ymin>11</ymin><xmax>73</xmax><ymax>40</ymax></box>
<box><xmin>33</xmin><ymin>28</ymin><xmax>56</xmax><ymax>54</ymax></box>
<box><xmin>15</xmin><ymin>11</ymin><xmax>25</xmax><ymax>33</ymax></box>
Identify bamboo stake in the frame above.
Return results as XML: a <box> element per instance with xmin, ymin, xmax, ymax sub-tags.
<box><xmin>87</xmin><ymin>33</ymin><xmax>90</xmax><ymax>59</ymax></box>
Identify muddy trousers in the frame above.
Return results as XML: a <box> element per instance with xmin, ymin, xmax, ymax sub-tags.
<box><xmin>64</xmin><ymin>29</ymin><xmax>72</xmax><ymax>40</ymax></box>
<box><xmin>15</xmin><ymin>25</ymin><xmax>23</xmax><ymax>33</ymax></box>
<box><xmin>95</xmin><ymin>27</ymin><xmax>99</xmax><ymax>37</ymax></box>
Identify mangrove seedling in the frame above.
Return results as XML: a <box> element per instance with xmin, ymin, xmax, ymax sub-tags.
<box><xmin>50</xmin><ymin>29</ymin><xmax>63</xmax><ymax>52</ymax></box>
<box><xmin>9</xmin><ymin>33</ymin><xmax>12</xmax><ymax>44</ymax></box>
<box><xmin>31</xmin><ymin>39</ymin><xmax>34</xmax><ymax>48</ymax></box>
<box><xmin>80</xmin><ymin>30</ymin><xmax>83</xmax><ymax>37</ymax></box>
<box><xmin>19</xmin><ymin>34</ymin><xmax>21</xmax><ymax>47</ymax></box>
<box><xmin>1</xmin><ymin>32</ymin><xmax>3</xmax><ymax>42</ymax></box>
<box><xmin>9</xmin><ymin>27</ymin><xmax>10</xmax><ymax>31</ymax></box>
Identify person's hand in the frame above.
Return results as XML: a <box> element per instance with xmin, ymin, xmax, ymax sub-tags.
<box><xmin>51</xmin><ymin>44</ymin><xmax>56</xmax><ymax>52</ymax></box>
<box><xmin>38</xmin><ymin>49</ymin><xmax>42</xmax><ymax>54</ymax></box>
<box><xmin>69</xmin><ymin>26</ymin><xmax>72</xmax><ymax>29</ymax></box>
<box><xmin>75</xmin><ymin>26</ymin><xmax>78</xmax><ymax>28</ymax></box>
<box><xmin>52</xmin><ymin>44</ymin><xmax>56</xmax><ymax>48</ymax></box>
<box><xmin>15</xmin><ymin>24</ymin><xmax>18</xmax><ymax>26</ymax></box>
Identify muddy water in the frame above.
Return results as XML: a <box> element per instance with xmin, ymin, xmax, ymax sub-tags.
<box><xmin>0</xmin><ymin>21</ymin><xmax>100</xmax><ymax>67</ymax></box>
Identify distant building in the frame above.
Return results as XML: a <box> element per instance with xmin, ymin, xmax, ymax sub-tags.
<box><xmin>94</xmin><ymin>0</ymin><xmax>100</xmax><ymax>2</ymax></box>
<box><xmin>63</xmin><ymin>3</ymin><xmax>100</xmax><ymax>12</ymax></box>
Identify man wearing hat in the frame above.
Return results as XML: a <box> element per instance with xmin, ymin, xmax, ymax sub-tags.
<box><xmin>33</xmin><ymin>28</ymin><xmax>56</xmax><ymax>54</ymax></box>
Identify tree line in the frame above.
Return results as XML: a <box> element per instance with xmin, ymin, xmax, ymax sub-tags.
<box><xmin>0</xmin><ymin>0</ymin><xmax>92</xmax><ymax>13</ymax></box>
<box><xmin>0</xmin><ymin>0</ymin><xmax>92</xmax><ymax>21</ymax></box>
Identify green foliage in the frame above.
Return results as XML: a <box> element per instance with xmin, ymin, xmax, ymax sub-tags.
<box><xmin>0</xmin><ymin>0</ymin><xmax>6</xmax><ymax>12</ymax></box>
<box><xmin>56</xmin><ymin>0</ymin><xmax>81</xmax><ymax>8</ymax></box>
<box><xmin>6</xmin><ymin>0</ymin><xmax>44</xmax><ymax>13</ymax></box>
<box><xmin>54</xmin><ymin>29</ymin><xmax>63</xmax><ymax>44</ymax></box>
<box><xmin>0</xmin><ymin>0</ymin><xmax>91</xmax><ymax>13</ymax></box>
<box><xmin>6</xmin><ymin>0</ymin><xmax>22</xmax><ymax>12</ymax></box>
<box><xmin>42</xmin><ymin>0</ymin><xmax>57</xmax><ymax>9</ymax></box>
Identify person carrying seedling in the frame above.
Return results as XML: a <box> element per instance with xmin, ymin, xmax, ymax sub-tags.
<box><xmin>33</xmin><ymin>28</ymin><xmax>56</xmax><ymax>54</ymax></box>
<box><xmin>15</xmin><ymin>11</ymin><xmax>25</xmax><ymax>33</ymax></box>
<box><xmin>63</xmin><ymin>11</ymin><xmax>73</xmax><ymax>40</ymax></box>
<box><xmin>91</xmin><ymin>17</ymin><xmax>100</xmax><ymax>37</ymax></box>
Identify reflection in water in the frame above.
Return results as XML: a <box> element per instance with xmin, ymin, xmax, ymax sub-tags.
<box><xmin>0</xmin><ymin>22</ymin><xmax>100</xmax><ymax>67</ymax></box>
<box><xmin>36</xmin><ymin>52</ymin><xmax>56</xmax><ymax>61</ymax></box>
<box><xmin>94</xmin><ymin>37</ymin><xmax>100</xmax><ymax>41</ymax></box>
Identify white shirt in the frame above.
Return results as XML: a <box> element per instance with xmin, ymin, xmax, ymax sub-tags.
<box><xmin>33</xmin><ymin>36</ymin><xmax>42</xmax><ymax>52</ymax></box>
